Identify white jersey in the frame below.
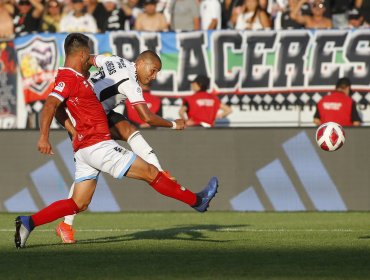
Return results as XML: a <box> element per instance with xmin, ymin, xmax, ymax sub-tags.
<box><xmin>90</xmin><ymin>55</ymin><xmax>145</xmax><ymax>114</ymax></box>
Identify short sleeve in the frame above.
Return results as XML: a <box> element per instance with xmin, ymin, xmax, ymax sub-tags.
<box><xmin>118</xmin><ymin>78</ymin><xmax>145</xmax><ymax>105</ymax></box>
<box><xmin>49</xmin><ymin>76</ymin><xmax>74</xmax><ymax>102</ymax></box>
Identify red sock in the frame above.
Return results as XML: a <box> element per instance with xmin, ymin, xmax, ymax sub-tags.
<box><xmin>150</xmin><ymin>172</ymin><xmax>197</xmax><ymax>206</ymax></box>
<box><xmin>31</xmin><ymin>198</ymin><xmax>79</xmax><ymax>227</ymax></box>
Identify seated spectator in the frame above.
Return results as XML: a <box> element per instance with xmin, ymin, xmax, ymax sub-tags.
<box><xmin>229</xmin><ymin>0</ymin><xmax>271</xmax><ymax>30</ymax></box>
<box><xmin>60</xmin><ymin>0</ymin><xmax>98</xmax><ymax>33</ymax></box>
<box><xmin>41</xmin><ymin>0</ymin><xmax>62</xmax><ymax>32</ymax></box>
<box><xmin>102</xmin><ymin>0</ymin><xmax>129</xmax><ymax>32</ymax></box>
<box><xmin>0</xmin><ymin>0</ymin><xmax>14</xmax><ymax>39</ymax></box>
<box><xmin>349</xmin><ymin>0</ymin><xmax>370</xmax><ymax>28</ymax></box>
<box><xmin>179</xmin><ymin>75</ymin><xmax>232</xmax><ymax>128</ymax></box>
<box><xmin>273</xmin><ymin>0</ymin><xmax>309</xmax><ymax>29</ymax></box>
<box><xmin>329</xmin><ymin>0</ymin><xmax>352</xmax><ymax>29</ymax></box>
<box><xmin>290</xmin><ymin>0</ymin><xmax>332</xmax><ymax>29</ymax></box>
<box><xmin>135</xmin><ymin>0</ymin><xmax>168</xmax><ymax>31</ymax></box>
<box><xmin>122</xmin><ymin>0</ymin><xmax>142</xmax><ymax>30</ymax></box>
<box><xmin>168</xmin><ymin>0</ymin><xmax>200</xmax><ymax>31</ymax></box>
<box><xmin>313</xmin><ymin>77</ymin><xmax>362</xmax><ymax>127</ymax></box>
<box><xmin>61</xmin><ymin>0</ymin><xmax>74</xmax><ymax>15</ymax></box>
<box><xmin>221</xmin><ymin>0</ymin><xmax>242</xmax><ymax>29</ymax></box>
<box><xmin>13</xmin><ymin>0</ymin><xmax>44</xmax><ymax>37</ymax></box>
<box><xmin>124</xmin><ymin>85</ymin><xmax>163</xmax><ymax>128</ymax></box>
<box><xmin>85</xmin><ymin>0</ymin><xmax>107</xmax><ymax>32</ymax></box>
<box><xmin>200</xmin><ymin>0</ymin><xmax>222</xmax><ymax>30</ymax></box>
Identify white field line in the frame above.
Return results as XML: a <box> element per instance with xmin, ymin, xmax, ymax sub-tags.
<box><xmin>0</xmin><ymin>228</ymin><xmax>363</xmax><ymax>233</ymax></box>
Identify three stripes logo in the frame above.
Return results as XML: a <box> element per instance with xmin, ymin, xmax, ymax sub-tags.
<box><xmin>4</xmin><ymin>139</ymin><xmax>121</xmax><ymax>212</ymax></box>
<box><xmin>230</xmin><ymin>131</ymin><xmax>347</xmax><ymax>211</ymax></box>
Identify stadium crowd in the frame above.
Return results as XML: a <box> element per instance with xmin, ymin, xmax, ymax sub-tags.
<box><xmin>0</xmin><ymin>0</ymin><xmax>369</xmax><ymax>39</ymax></box>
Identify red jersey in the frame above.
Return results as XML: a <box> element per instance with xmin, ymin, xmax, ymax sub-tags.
<box><xmin>317</xmin><ymin>91</ymin><xmax>354</xmax><ymax>126</ymax></box>
<box><xmin>50</xmin><ymin>68</ymin><xmax>111</xmax><ymax>151</ymax></box>
<box><xmin>125</xmin><ymin>91</ymin><xmax>162</xmax><ymax>125</ymax></box>
<box><xmin>183</xmin><ymin>92</ymin><xmax>221</xmax><ymax>127</ymax></box>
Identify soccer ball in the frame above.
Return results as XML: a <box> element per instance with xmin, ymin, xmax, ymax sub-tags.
<box><xmin>315</xmin><ymin>122</ymin><xmax>345</xmax><ymax>152</ymax></box>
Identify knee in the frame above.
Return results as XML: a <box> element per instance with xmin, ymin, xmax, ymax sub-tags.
<box><xmin>120</xmin><ymin>124</ymin><xmax>137</xmax><ymax>141</ymax></box>
<box><xmin>73</xmin><ymin>199</ymin><xmax>90</xmax><ymax>212</ymax></box>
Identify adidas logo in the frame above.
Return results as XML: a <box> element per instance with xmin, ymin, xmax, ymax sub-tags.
<box><xmin>4</xmin><ymin>139</ymin><xmax>121</xmax><ymax>212</ymax></box>
<box><xmin>230</xmin><ymin>131</ymin><xmax>347</xmax><ymax>211</ymax></box>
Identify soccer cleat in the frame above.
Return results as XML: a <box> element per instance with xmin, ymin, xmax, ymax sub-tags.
<box><xmin>192</xmin><ymin>177</ymin><xmax>219</xmax><ymax>213</ymax></box>
<box><xmin>163</xmin><ymin>171</ymin><xmax>177</xmax><ymax>182</ymax></box>
<box><xmin>14</xmin><ymin>216</ymin><xmax>31</xmax><ymax>249</ymax></box>
<box><xmin>55</xmin><ymin>221</ymin><xmax>76</xmax><ymax>244</ymax></box>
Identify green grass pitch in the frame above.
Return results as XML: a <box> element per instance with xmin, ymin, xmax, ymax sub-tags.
<box><xmin>1</xmin><ymin>212</ymin><xmax>370</xmax><ymax>279</ymax></box>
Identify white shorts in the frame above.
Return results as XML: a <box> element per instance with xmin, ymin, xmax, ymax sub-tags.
<box><xmin>74</xmin><ymin>140</ymin><xmax>137</xmax><ymax>183</ymax></box>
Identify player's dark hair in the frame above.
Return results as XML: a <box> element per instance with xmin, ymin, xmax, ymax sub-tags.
<box><xmin>336</xmin><ymin>77</ymin><xmax>351</xmax><ymax>90</ymax></box>
<box><xmin>64</xmin><ymin>33</ymin><xmax>90</xmax><ymax>55</ymax></box>
<box><xmin>136</xmin><ymin>50</ymin><xmax>162</xmax><ymax>67</ymax></box>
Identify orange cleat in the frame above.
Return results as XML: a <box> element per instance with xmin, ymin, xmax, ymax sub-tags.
<box><xmin>163</xmin><ymin>171</ymin><xmax>177</xmax><ymax>182</ymax></box>
<box><xmin>55</xmin><ymin>221</ymin><xmax>76</xmax><ymax>244</ymax></box>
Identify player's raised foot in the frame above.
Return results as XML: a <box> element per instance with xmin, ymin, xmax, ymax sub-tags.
<box><xmin>163</xmin><ymin>171</ymin><xmax>177</xmax><ymax>182</ymax></box>
<box><xmin>14</xmin><ymin>216</ymin><xmax>32</xmax><ymax>249</ymax></box>
<box><xmin>56</xmin><ymin>221</ymin><xmax>76</xmax><ymax>244</ymax></box>
<box><xmin>192</xmin><ymin>177</ymin><xmax>219</xmax><ymax>213</ymax></box>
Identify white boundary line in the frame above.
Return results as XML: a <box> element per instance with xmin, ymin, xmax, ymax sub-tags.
<box><xmin>0</xmin><ymin>228</ymin><xmax>363</xmax><ymax>233</ymax></box>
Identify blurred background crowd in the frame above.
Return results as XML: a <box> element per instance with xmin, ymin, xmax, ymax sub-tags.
<box><xmin>0</xmin><ymin>0</ymin><xmax>369</xmax><ymax>39</ymax></box>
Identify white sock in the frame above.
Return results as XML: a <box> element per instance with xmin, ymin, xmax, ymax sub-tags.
<box><xmin>127</xmin><ymin>131</ymin><xmax>163</xmax><ymax>171</ymax></box>
<box><xmin>64</xmin><ymin>182</ymin><xmax>76</xmax><ymax>226</ymax></box>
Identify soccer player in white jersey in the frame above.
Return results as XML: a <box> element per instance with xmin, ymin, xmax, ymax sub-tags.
<box><xmin>55</xmin><ymin>51</ymin><xmax>185</xmax><ymax>243</ymax></box>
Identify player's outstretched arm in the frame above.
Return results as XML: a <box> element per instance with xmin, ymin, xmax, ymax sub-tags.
<box><xmin>134</xmin><ymin>103</ymin><xmax>185</xmax><ymax>130</ymax></box>
<box><xmin>38</xmin><ymin>96</ymin><xmax>62</xmax><ymax>155</ymax></box>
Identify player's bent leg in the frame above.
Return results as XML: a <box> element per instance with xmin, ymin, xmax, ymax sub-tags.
<box><xmin>71</xmin><ymin>179</ymin><xmax>97</xmax><ymax>212</ymax></box>
<box><xmin>113</xmin><ymin>120</ymin><xmax>136</xmax><ymax>141</ymax></box>
<box><xmin>114</xmin><ymin>120</ymin><xmax>165</xmax><ymax>172</ymax></box>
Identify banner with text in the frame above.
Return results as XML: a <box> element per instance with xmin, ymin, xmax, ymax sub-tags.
<box><xmin>1</xmin><ymin>29</ymin><xmax>370</xmax><ymax>128</ymax></box>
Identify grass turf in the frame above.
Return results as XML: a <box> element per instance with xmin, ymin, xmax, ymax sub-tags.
<box><xmin>1</xmin><ymin>212</ymin><xmax>370</xmax><ymax>279</ymax></box>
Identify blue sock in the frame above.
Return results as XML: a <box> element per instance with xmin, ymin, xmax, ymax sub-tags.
<box><xmin>20</xmin><ymin>216</ymin><xmax>34</xmax><ymax>231</ymax></box>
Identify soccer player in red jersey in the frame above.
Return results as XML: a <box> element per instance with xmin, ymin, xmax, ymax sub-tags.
<box><xmin>14</xmin><ymin>33</ymin><xmax>218</xmax><ymax>249</ymax></box>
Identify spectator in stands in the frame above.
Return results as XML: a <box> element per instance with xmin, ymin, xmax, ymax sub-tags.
<box><xmin>61</xmin><ymin>0</ymin><xmax>74</xmax><ymax>15</ymax></box>
<box><xmin>349</xmin><ymin>0</ymin><xmax>370</xmax><ymax>28</ymax></box>
<box><xmin>134</xmin><ymin>0</ymin><xmax>168</xmax><ymax>31</ymax></box>
<box><xmin>290</xmin><ymin>0</ymin><xmax>332</xmax><ymax>29</ymax></box>
<box><xmin>221</xmin><ymin>0</ymin><xmax>242</xmax><ymax>29</ymax></box>
<box><xmin>313</xmin><ymin>77</ymin><xmax>362</xmax><ymax>127</ymax></box>
<box><xmin>122</xmin><ymin>0</ymin><xmax>142</xmax><ymax>29</ymax></box>
<box><xmin>84</xmin><ymin>0</ymin><xmax>107</xmax><ymax>32</ymax></box>
<box><xmin>102</xmin><ymin>0</ymin><xmax>129</xmax><ymax>32</ymax></box>
<box><xmin>0</xmin><ymin>0</ymin><xmax>14</xmax><ymax>38</ymax></box>
<box><xmin>156</xmin><ymin>0</ymin><xmax>171</xmax><ymax>23</ymax></box>
<box><xmin>179</xmin><ymin>75</ymin><xmax>232</xmax><ymax>128</ymax></box>
<box><xmin>41</xmin><ymin>0</ymin><xmax>62</xmax><ymax>32</ymax></box>
<box><xmin>124</xmin><ymin>85</ymin><xmax>163</xmax><ymax>128</ymax></box>
<box><xmin>329</xmin><ymin>0</ymin><xmax>352</xmax><ymax>29</ymax></box>
<box><xmin>13</xmin><ymin>0</ymin><xmax>44</xmax><ymax>37</ymax></box>
<box><xmin>168</xmin><ymin>0</ymin><xmax>200</xmax><ymax>31</ymax></box>
<box><xmin>229</xmin><ymin>0</ymin><xmax>271</xmax><ymax>30</ymax></box>
<box><xmin>60</xmin><ymin>0</ymin><xmax>98</xmax><ymax>33</ymax></box>
<box><xmin>200</xmin><ymin>0</ymin><xmax>222</xmax><ymax>30</ymax></box>
<box><xmin>273</xmin><ymin>0</ymin><xmax>308</xmax><ymax>29</ymax></box>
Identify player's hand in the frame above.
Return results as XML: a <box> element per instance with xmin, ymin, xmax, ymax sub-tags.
<box><xmin>174</xmin><ymin>119</ymin><xmax>185</xmax><ymax>130</ymax></box>
<box><xmin>37</xmin><ymin>137</ymin><xmax>54</xmax><ymax>155</ymax></box>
